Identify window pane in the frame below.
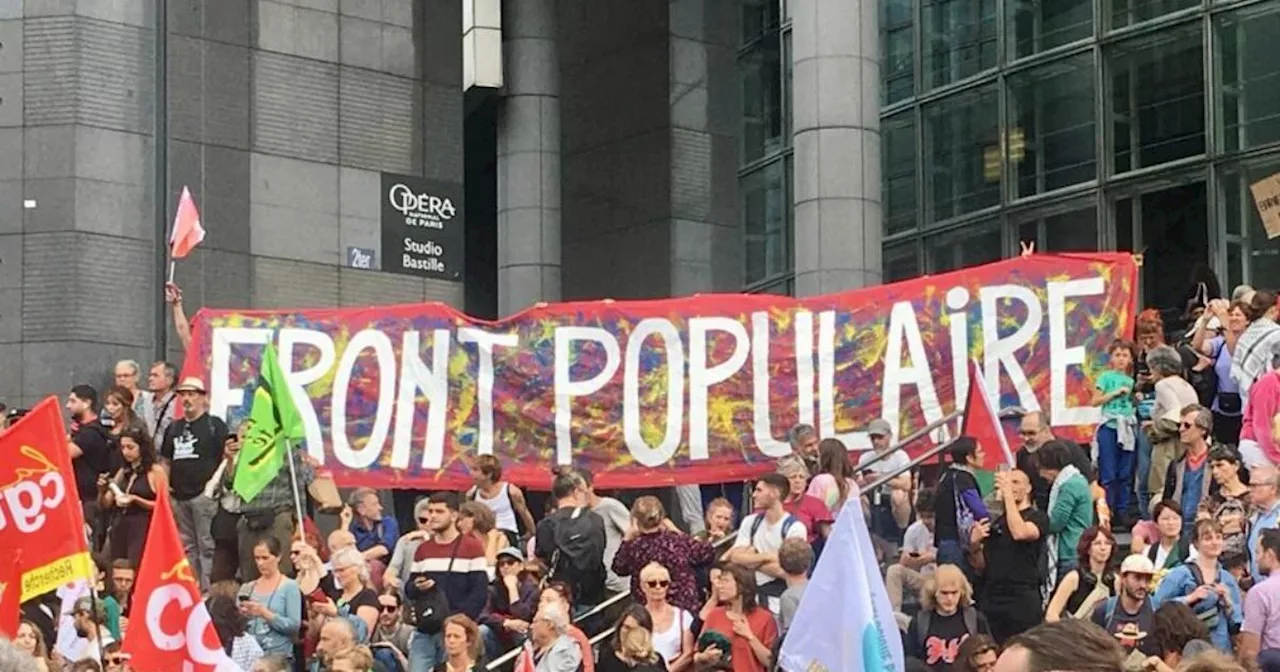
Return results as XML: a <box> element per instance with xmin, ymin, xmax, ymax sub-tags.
<box><xmin>742</xmin><ymin>0</ymin><xmax>781</xmax><ymax>43</ymax></box>
<box><xmin>1008</xmin><ymin>54</ymin><xmax>1097</xmax><ymax>199</ymax></box>
<box><xmin>884</xmin><ymin>242</ymin><xmax>921</xmax><ymax>282</ymax></box>
<box><xmin>1217</xmin><ymin>3</ymin><xmax>1280</xmax><ymax>153</ymax></box>
<box><xmin>1133</xmin><ymin>182</ymin><xmax>1208</xmax><ymax>318</ymax></box>
<box><xmin>741</xmin><ymin>36</ymin><xmax>784</xmax><ymax>164</ymax></box>
<box><xmin>1220</xmin><ymin>160</ymin><xmax>1280</xmax><ymax>290</ymax></box>
<box><xmin>884</xmin><ymin>112</ymin><xmax>918</xmax><ymax>235</ymax></box>
<box><xmin>1227</xmin><ymin>241</ymin><xmax>1244</xmax><ymax>293</ymax></box>
<box><xmin>1044</xmin><ymin>206</ymin><xmax>1100</xmax><ymax>251</ymax></box>
<box><xmin>1109</xmin><ymin>26</ymin><xmax>1205</xmax><ymax>174</ymax></box>
<box><xmin>743</xmin><ymin>162</ymin><xmax>789</xmax><ymax>285</ymax></box>
<box><xmin>1008</xmin><ymin>0</ymin><xmax>1092</xmax><ymax>60</ymax></box>
<box><xmin>924</xmin><ymin>85</ymin><xmax>1001</xmax><ymax>223</ymax></box>
<box><xmin>882</xmin><ymin>0</ymin><xmax>915</xmax><ymax>104</ymax></box>
<box><xmin>922</xmin><ymin>0</ymin><xmax>997</xmax><ymax>90</ymax></box>
<box><xmin>926</xmin><ymin>220</ymin><xmax>1003</xmax><ymax>272</ymax></box>
<box><xmin>1110</xmin><ymin>0</ymin><xmax>1198</xmax><ymax>30</ymax></box>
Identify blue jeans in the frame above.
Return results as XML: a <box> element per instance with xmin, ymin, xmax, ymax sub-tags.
<box><xmin>1134</xmin><ymin>427</ymin><xmax>1154</xmax><ymax>519</ymax></box>
<box><xmin>1097</xmin><ymin>425</ymin><xmax>1135</xmax><ymax>518</ymax></box>
<box><xmin>937</xmin><ymin>539</ymin><xmax>971</xmax><ymax>579</ymax></box>
<box><xmin>409</xmin><ymin>632</ymin><xmax>441</xmax><ymax>672</ymax></box>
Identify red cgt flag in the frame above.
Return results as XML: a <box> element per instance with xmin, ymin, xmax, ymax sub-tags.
<box><xmin>170</xmin><ymin>185</ymin><xmax>205</xmax><ymax>259</ymax></box>
<box><xmin>0</xmin><ymin>551</ymin><xmax>21</xmax><ymax>638</ymax></box>
<box><xmin>122</xmin><ymin>489</ymin><xmax>239</xmax><ymax>671</ymax></box>
<box><xmin>0</xmin><ymin>397</ymin><xmax>94</xmax><ymax>601</ymax></box>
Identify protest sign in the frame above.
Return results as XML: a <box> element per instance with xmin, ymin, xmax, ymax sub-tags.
<box><xmin>180</xmin><ymin>253</ymin><xmax>1138</xmax><ymax>489</ymax></box>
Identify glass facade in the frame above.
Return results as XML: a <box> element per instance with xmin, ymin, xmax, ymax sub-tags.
<box><xmin>737</xmin><ymin>0</ymin><xmax>1280</xmax><ymax>313</ymax></box>
<box><xmin>877</xmin><ymin>0</ymin><xmax>1280</xmax><ymax>316</ymax></box>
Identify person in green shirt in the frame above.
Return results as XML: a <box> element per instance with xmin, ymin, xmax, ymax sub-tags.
<box><xmin>1038</xmin><ymin>440</ymin><xmax>1095</xmax><ymax>584</ymax></box>
<box><xmin>101</xmin><ymin>559</ymin><xmax>136</xmax><ymax>641</ymax></box>
<box><xmin>1093</xmin><ymin>340</ymin><xmax>1139</xmax><ymax>526</ymax></box>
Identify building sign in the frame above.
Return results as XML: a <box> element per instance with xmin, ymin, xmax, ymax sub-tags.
<box><xmin>347</xmin><ymin>247</ymin><xmax>376</xmax><ymax>270</ymax></box>
<box><xmin>380</xmin><ymin>173</ymin><xmax>464</xmax><ymax>280</ymax></box>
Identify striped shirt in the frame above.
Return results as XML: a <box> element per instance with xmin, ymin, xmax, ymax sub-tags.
<box><xmin>1233</xmin><ymin>318</ymin><xmax>1280</xmax><ymax>404</ymax></box>
<box><xmin>408</xmin><ymin>533</ymin><xmax>489</xmax><ymax>619</ymax></box>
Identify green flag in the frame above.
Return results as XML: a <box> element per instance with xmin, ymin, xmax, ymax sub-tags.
<box><xmin>234</xmin><ymin>343</ymin><xmax>305</xmax><ymax>503</ymax></box>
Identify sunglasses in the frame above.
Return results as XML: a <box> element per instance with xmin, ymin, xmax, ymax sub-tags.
<box><xmin>381</xmin><ymin>604</ymin><xmax>399</xmax><ymax>613</ymax></box>
<box><xmin>417</xmin><ymin>517</ymin><xmax>430</xmax><ymax>524</ymax></box>
<box><xmin>1180</xmin><ymin>422</ymin><xmax>1199</xmax><ymax>430</ymax></box>
<box><xmin>646</xmin><ymin>580</ymin><xmax>670</xmax><ymax>589</ymax></box>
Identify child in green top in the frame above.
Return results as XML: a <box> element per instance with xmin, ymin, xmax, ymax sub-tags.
<box><xmin>1093</xmin><ymin>339</ymin><xmax>1138</xmax><ymax>522</ymax></box>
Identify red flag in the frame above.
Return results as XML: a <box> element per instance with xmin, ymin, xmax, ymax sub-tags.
<box><xmin>0</xmin><ymin>398</ymin><xmax>94</xmax><ymax>601</ymax></box>
<box><xmin>170</xmin><ymin>186</ymin><xmax>205</xmax><ymax>259</ymax></box>
<box><xmin>0</xmin><ymin>551</ymin><xmax>21</xmax><ymax>638</ymax></box>
<box><xmin>515</xmin><ymin>641</ymin><xmax>536</xmax><ymax>672</ymax></box>
<box><xmin>122</xmin><ymin>489</ymin><xmax>238</xmax><ymax>671</ymax></box>
<box><xmin>960</xmin><ymin>359</ymin><xmax>1017</xmax><ymax>471</ymax></box>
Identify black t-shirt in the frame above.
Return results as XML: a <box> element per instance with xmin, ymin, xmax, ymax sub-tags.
<box><xmin>160</xmin><ymin>413</ymin><xmax>227</xmax><ymax>500</ymax></box>
<box><xmin>904</xmin><ymin>609</ymin><xmax>992</xmax><ymax>672</ymax></box>
<box><xmin>337</xmin><ymin>587</ymin><xmax>380</xmax><ymax>622</ymax></box>
<box><xmin>71</xmin><ymin>420</ymin><xmax>112</xmax><ymax>502</ymax></box>
<box><xmin>983</xmin><ymin>507</ymin><xmax>1049</xmax><ymax>591</ymax></box>
<box><xmin>1091</xmin><ymin>598</ymin><xmax>1159</xmax><ymax>657</ymax></box>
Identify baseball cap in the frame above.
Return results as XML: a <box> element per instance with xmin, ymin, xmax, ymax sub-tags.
<box><xmin>867</xmin><ymin>418</ymin><xmax>893</xmax><ymax>438</ymax></box>
<box><xmin>1120</xmin><ymin>554</ymin><xmax>1155</xmax><ymax>576</ymax></box>
<box><xmin>496</xmin><ymin>547</ymin><xmax>524</xmax><ymax>563</ymax></box>
<box><xmin>73</xmin><ymin>596</ymin><xmax>105</xmax><ymax>621</ymax></box>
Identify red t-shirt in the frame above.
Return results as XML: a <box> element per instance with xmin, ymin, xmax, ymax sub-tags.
<box><xmin>755</xmin><ymin>495</ymin><xmax>832</xmax><ymax>542</ymax></box>
<box><xmin>701</xmin><ymin>606</ymin><xmax>778</xmax><ymax>672</ymax></box>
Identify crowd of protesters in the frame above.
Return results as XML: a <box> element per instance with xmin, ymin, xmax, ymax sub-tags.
<box><xmin>11</xmin><ymin>284</ymin><xmax>1280</xmax><ymax>671</ymax></box>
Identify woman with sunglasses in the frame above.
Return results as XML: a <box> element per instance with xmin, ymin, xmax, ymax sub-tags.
<box><xmin>639</xmin><ymin>562</ymin><xmax>694</xmax><ymax>672</ymax></box>
<box><xmin>479</xmin><ymin>547</ymin><xmax>539</xmax><ymax>652</ymax></box>
<box><xmin>238</xmin><ymin>536</ymin><xmax>303</xmax><ymax>663</ymax></box>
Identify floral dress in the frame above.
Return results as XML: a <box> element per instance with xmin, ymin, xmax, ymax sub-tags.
<box><xmin>611</xmin><ymin>530</ymin><xmax>716</xmax><ymax>613</ymax></box>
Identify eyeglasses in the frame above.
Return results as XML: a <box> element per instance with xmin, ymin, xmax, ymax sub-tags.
<box><xmin>645</xmin><ymin>580</ymin><xmax>670</xmax><ymax>589</ymax></box>
<box><xmin>1180</xmin><ymin>422</ymin><xmax>1203</xmax><ymax>430</ymax></box>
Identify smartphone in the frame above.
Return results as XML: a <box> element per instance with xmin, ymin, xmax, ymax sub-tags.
<box><xmin>238</xmin><ymin>595</ymin><xmax>251</xmax><ymax>603</ymax></box>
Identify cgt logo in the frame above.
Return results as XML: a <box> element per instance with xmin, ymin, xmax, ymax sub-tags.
<box><xmin>144</xmin><ymin>575</ymin><xmax>239</xmax><ymax>671</ymax></box>
<box><xmin>0</xmin><ymin>446</ymin><xmax>67</xmax><ymax>534</ymax></box>
<box><xmin>388</xmin><ymin>183</ymin><xmax>456</xmax><ymax>221</ymax></box>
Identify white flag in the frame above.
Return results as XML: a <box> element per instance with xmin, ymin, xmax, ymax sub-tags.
<box><xmin>779</xmin><ymin>496</ymin><xmax>905</xmax><ymax>672</ymax></box>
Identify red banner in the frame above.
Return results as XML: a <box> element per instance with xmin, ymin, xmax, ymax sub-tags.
<box><xmin>180</xmin><ymin>253</ymin><xmax>1138</xmax><ymax>490</ymax></box>
<box><xmin>0</xmin><ymin>398</ymin><xmax>94</xmax><ymax>600</ymax></box>
<box><xmin>123</xmin><ymin>489</ymin><xmax>238</xmax><ymax>671</ymax></box>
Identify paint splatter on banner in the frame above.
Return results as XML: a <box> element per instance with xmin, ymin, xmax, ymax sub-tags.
<box><xmin>180</xmin><ymin>253</ymin><xmax>1138</xmax><ymax>490</ymax></box>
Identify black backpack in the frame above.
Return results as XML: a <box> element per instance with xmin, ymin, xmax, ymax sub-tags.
<box><xmin>411</xmin><ymin>537</ymin><xmax>462</xmax><ymax>635</ymax></box>
<box><xmin>548</xmin><ymin>507</ymin><xmax>606</xmax><ymax>606</ymax></box>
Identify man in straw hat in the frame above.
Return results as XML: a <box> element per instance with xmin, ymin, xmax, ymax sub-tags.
<box><xmin>1091</xmin><ymin>554</ymin><xmax>1159</xmax><ymax>658</ymax></box>
<box><xmin>159</xmin><ymin>376</ymin><xmax>228</xmax><ymax>590</ymax></box>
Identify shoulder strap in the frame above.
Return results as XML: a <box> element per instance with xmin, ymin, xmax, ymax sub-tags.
<box><xmin>749</xmin><ymin>514</ymin><xmax>764</xmax><ymax>544</ymax></box>
<box><xmin>445</xmin><ymin>535</ymin><xmax>464</xmax><ymax>575</ymax></box>
<box><xmin>963</xmin><ymin>607</ymin><xmax>977</xmax><ymax>635</ymax></box>
<box><xmin>917</xmin><ymin>611</ymin><xmax>931</xmax><ymax>649</ymax></box>
<box><xmin>1104</xmin><ymin>596</ymin><xmax>1120</xmax><ymax>632</ymax></box>
<box><xmin>781</xmin><ymin>515</ymin><xmax>797</xmax><ymax>538</ymax></box>
<box><xmin>1187</xmin><ymin>562</ymin><xmax>1205</xmax><ymax>586</ymax></box>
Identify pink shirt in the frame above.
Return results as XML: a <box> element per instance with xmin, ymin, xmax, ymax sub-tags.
<box><xmin>1243</xmin><ymin>574</ymin><xmax>1280</xmax><ymax>649</ymax></box>
<box><xmin>1241</xmin><ymin>370</ymin><xmax>1280</xmax><ymax>463</ymax></box>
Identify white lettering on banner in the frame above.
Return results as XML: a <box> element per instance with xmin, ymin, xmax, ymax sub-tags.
<box><xmin>210</xmin><ymin>328</ymin><xmax>271</xmax><ymax>421</ymax></box>
<box><xmin>458</xmin><ymin>328</ymin><xmax>518</xmax><ymax>457</ymax></box>
<box><xmin>946</xmin><ymin>287</ymin><xmax>972</xmax><ymax>426</ymax></box>
<box><xmin>688</xmin><ymin>318</ymin><xmax>750</xmax><ymax>461</ymax></box>
<box><xmin>144</xmin><ymin>584</ymin><xmax>240</xmax><ymax>671</ymax></box>
<box><xmin>751</xmin><ymin>312</ymin><xmax>801</xmax><ymax>458</ymax></box>
<box><xmin>980</xmin><ymin>286</ymin><xmax>1041</xmax><ymax>414</ymax></box>
<box><xmin>623</xmin><ymin>319</ymin><xmax>685</xmax><ymax>467</ymax></box>
<box><xmin>1049</xmin><ymin>278</ymin><xmax>1106</xmax><ymax>426</ymax></box>
<box><xmin>0</xmin><ymin>471</ymin><xmax>66</xmax><ymax>533</ymax></box>
<box><xmin>554</xmin><ymin>328</ymin><xmax>621</xmax><ymax>467</ymax></box>
<box><xmin>404</xmin><ymin>238</ymin><xmax>443</xmax><ymax>256</ymax></box>
<box><xmin>393</xmin><ymin>330</ymin><xmax>451</xmax><ymax>470</ymax></box>
<box><xmin>200</xmin><ymin>272</ymin><xmax>1120</xmax><ymax>470</ymax></box>
<box><xmin>331</xmin><ymin>330</ymin><xmax>397</xmax><ymax>469</ymax></box>
<box><xmin>278</xmin><ymin>328</ymin><xmax>336</xmax><ymax>464</ymax></box>
<box><xmin>880</xmin><ymin>303</ymin><xmax>944</xmax><ymax>448</ymax></box>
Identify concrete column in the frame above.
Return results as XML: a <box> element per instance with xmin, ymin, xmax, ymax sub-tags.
<box><xmin>791</xmin><ymin>0</ymin><xmax>882</xmax><ymax>296</ymax></box>
<box><xmin>497</xmin><ymin>0</ymin><xmax>561</xmax><ymax>315</ymax></box>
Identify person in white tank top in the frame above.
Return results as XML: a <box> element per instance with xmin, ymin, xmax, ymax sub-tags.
<box><xmin>469</xmin><ymin>455</ymin><xmax>537</xmax><ymax>544</ymax></box>
<box><xmin>639</xmin><ymin>562</ymin><xmax>694</xmax><ymax>672</ymax></box>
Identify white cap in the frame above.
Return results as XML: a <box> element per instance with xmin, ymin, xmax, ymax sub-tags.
<box><xmin>1120</xmin><ymin>553</ymin><xmax>1155</xmax><ymax>576</ymax></box>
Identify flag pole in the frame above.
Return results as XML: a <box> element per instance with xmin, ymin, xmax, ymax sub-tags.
<box><xmin>284</xmin><ymin>438</ymin><xmax>307</xmax><ymax>538</ymax></box>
